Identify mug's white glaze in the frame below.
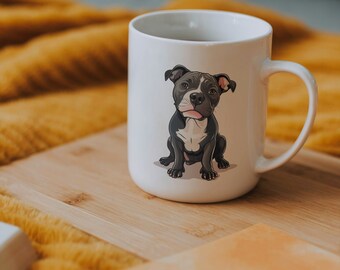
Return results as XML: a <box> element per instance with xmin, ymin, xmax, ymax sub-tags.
<box><xmin>128</xmin><ymin>10</ymin><xmax>317</xmax><ymax>203</ymax></box>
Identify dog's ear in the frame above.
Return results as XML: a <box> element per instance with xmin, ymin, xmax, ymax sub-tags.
<box><xmin>214</xmin><ymin>73</ymin><xmax>236</xmax><ymax>93</ymax></box>
<box><xmin>165</xmin><ymin>65</ymin><xmax>190</xmax><ymax>83</ymax></box>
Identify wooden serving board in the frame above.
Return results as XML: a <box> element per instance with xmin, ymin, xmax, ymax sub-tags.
<box><xmin>130</xmin><ymin>224</ymin><xmax>340</xmax><ymax>270</ymax></box>
<box><xmin>0</xmin><ymin>124</ymin><xmax>339</xmax><ymax>260</ymax></box>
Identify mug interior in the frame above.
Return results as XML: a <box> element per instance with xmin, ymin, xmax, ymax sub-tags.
<box><xmin>131</xmin><ymin>10</ymin><xmax>272</xmax><ymax>43</ymax></box>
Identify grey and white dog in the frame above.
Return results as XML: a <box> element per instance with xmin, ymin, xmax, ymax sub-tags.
<box><xmin>159</xmin><ymin>65</ymin><xmax>236</xmax><ymax>180</ymax></box>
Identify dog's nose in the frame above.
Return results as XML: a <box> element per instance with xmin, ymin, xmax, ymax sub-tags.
<box><xmin>190</xmin><ymin>92</ymin><xmax>205</xmax><ymax>106</ymax></box>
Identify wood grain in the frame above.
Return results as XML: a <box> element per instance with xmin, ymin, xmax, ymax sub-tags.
<box><xmin>0</xmin><ymin>124</ymin><xmax>339</xmax><ymax>260</ymax></box>
<box><xmin>131</xmin><ymin>224</ymin><xmax>340</xmax><ymax>270</ymax></box>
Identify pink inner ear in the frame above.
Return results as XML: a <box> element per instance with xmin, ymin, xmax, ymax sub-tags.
<box><xmin>218</xmin><ymin>77</ymin><xmax>228</xmax><ymax>90</ymax></box>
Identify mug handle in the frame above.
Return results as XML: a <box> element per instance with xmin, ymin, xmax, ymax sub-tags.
<box><xmin>255</xmin><ymin>59</ymin><xmax>318</xmax><ymax>173</ymax></box>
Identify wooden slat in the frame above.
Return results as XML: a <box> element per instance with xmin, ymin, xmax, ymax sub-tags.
<box><xmin>0</xmin><ymin>124</ymin><xmax>339</xmax><ymax>259</ymax></box>
<box><xmin>130</xmin><ymin>224</ymin><xmax>340</xmax><ymax>270</ymax></box>
<box><xmin>265</xmin><ymin>140</ymin><xmax>340</xmax><ymax>176</ymax></box>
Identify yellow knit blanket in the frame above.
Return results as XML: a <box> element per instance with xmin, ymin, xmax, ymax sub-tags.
<box><xmin>0</xmin><ymin>0</ymin><xmax>339</xmax><ymax>269</ymax></box>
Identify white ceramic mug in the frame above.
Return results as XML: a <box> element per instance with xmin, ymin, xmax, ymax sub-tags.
<box><xmin>128</xmin><ymin>10</ymin><xmax>317</xmax><ymax>203</ymax></box>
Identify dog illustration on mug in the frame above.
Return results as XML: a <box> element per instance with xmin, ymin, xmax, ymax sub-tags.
<box><xmin>159</xmin><ymin>65</ymin><xmax>236</xmax><ymax>180</ymax></box>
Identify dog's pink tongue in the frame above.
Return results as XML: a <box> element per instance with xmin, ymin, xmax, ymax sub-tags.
<box><xmin>183</xmin><ymin>110</ymin><xmax>202</xmax><ymax>119</ymax></box>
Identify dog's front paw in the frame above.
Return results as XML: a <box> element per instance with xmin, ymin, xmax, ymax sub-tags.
<box><xmin>167</xmin><ymin>167</ymin><xmax>185</xmax><ymax>178</ymax></box>
<box><xmin>200</xmin><ymin>167</ymin><xmax>218</xmax><ymax>180</ymax></box>
<box><xmin>216</xmin><ymin>158</ymin><xmax>230</xmax><ymax>169</ymax></box>
<box><xmin>159</xmin><ymin>156</ymin><xmax>173</xmax><ymax>166</ymax></box>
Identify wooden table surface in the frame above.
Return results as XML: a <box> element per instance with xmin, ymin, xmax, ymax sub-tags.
<box><xmin>0</xmin><ymin>125</ymin><xmax>339</xmax><ymax>259</ymax></box>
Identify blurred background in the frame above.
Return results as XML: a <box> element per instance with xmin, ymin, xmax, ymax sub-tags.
<box><xmin>82</xmin><ymin>0</ymin><xmax>340</xmax><ymax>32</ymax></box>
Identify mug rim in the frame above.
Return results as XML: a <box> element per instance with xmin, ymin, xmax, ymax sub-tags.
<box><xmin>129</xmin><ymin>9</ymin><xmax>273</xmax><ymax>45</ymax></box>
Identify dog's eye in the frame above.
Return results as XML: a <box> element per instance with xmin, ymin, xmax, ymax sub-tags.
<box><xmin>181</xmin><ymin>82</ymin><xmax>189</xmax><ymax>89</ymax></box>
<box><xmin>208</xmin><ymin>89</ymin><xmax>217</xmax><ymax>95</ymax></box>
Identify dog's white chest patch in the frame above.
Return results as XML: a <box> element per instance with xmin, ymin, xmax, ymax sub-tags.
<box><xmin>176</xmin><ymin>118</ymin><xmax>208</xmax><ymax>152</ymax></box>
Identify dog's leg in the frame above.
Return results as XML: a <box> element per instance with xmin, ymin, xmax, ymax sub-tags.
<box><xmin>214</xmin><ymin>134</ymin><xmax>230</xmax><ymax>169</ymax></box>
<box><xmin>167</xmin><ymin>137</ymin><xmax>185</xmax><ymax>178</ymax></box>
<box><xmin>159</xmin><ymin>137</ymin><xmax>175</xmax><ymax>166</ymax></box>
<box><xmin>200</xmin><ymin>140</ymin><xmax>218</xmax><ymax>180</ymax></box>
